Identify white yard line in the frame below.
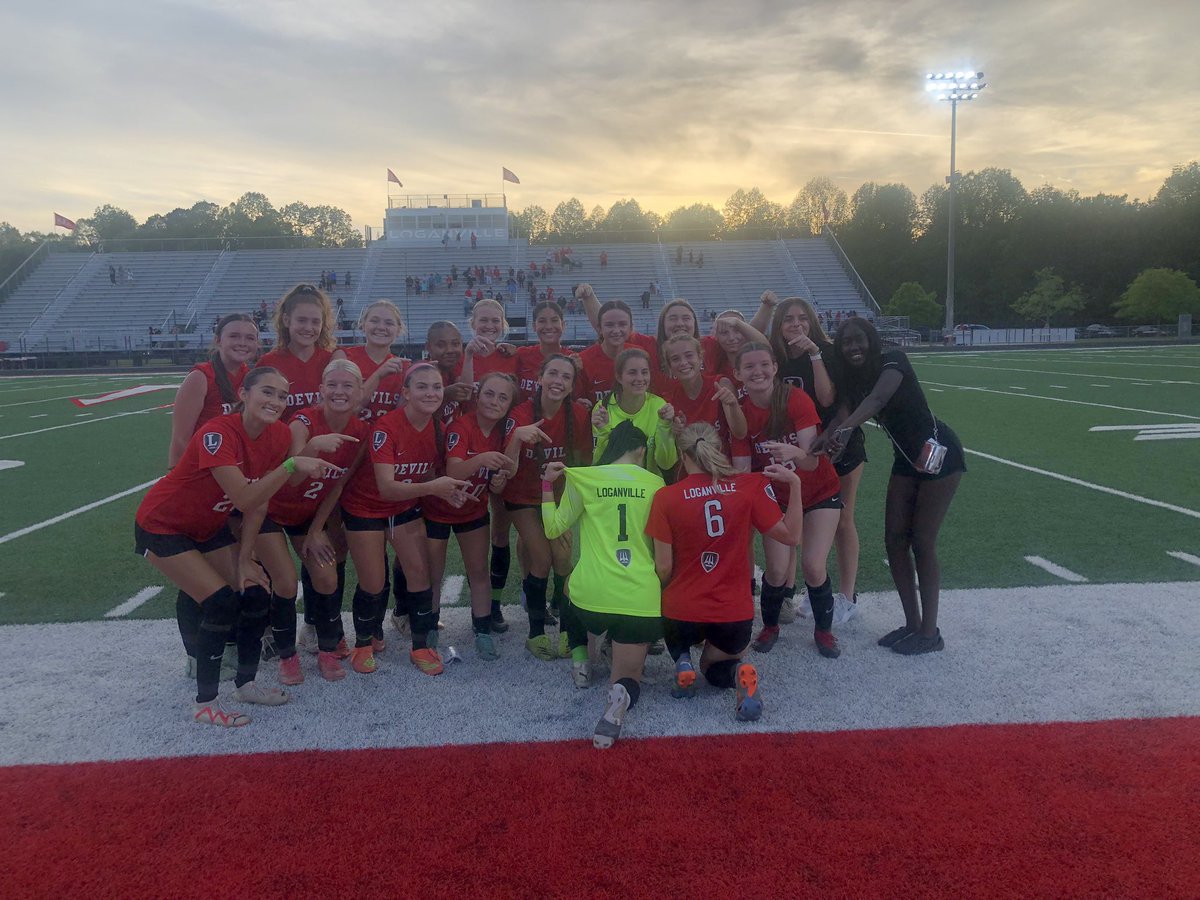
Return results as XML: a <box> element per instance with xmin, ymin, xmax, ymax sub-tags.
<box><xmin>927</xmin><ymin>388</ymin><xmax>944</xmax><ymax>392</ymax></box>
<box><xmin>0</xmin><ymin>404</ymin><xmax>170</xmax><ymax>441</ymax></box>
<box><xmin>1138</xmin><ymin>432</ymin><xmax>1200</xmax><ymax>441</ymax></box>
<box><xmin>104</xmin><ymin>586</ymin><xmax>164</xmax><ymax>618</ymax></box>
<box><xmin>924</xmin><ymin>382</ymin><xmax>1200</xmax><ymax>421</ymax></box>
<box><xmin>916</xmin><ymin>360</ymin><xmax>1196</xmax><ymax>385</ymax></box>
<box><xmin>1090</xmin><ymin>424</ymin><xmax>1200</xmax><ymax>431</ymax></box>
<box><xmin>28</xmin><ymin>414</ymin><xmax>47</xmax><ymax>419</ymax></box>
<box><xmin>0</xmin><ymin>393</ymin><xmax>100</xmax><ymax>409</ymax></box>
<box><xmin>965</xmin><ymin>448</ymin><xmax>1200</xmax><ymax>521</ymax></box>
<box><xmin>1167</xmin><ymin>551</ymin><xmax>1200</xmax><ymax>568</ymax></box>
<box><xmin>1024</xmin><ymin>556</ymin><xmax>1088</xmax><ymax>583</ymax></box>
<box><xmin>0</xmin><ymin>460</ymin><xmax>24</xmax><ymax>472</ymax></box>
<box><xmin>74</xmin><ymin>413</ymin><xmax>93</xmax><ymax>417</ymax></box>
<box><xmin>1008</xmin><ymin>386</ymin><xmax>1026</xmax><ymax>390</ymax></box>
<box><xmin>1049</xmin><ymin>385</ymin><xmax>1070</xmax><ymax>389</ymax></box>
<box><xmin>0</xmin><ymin>478</ymin><xmax>160</xmax><ymax>545</ymax></box>
<box><xmin>1132</xmin><ymin>382</ymin><xmax>1152</xmax><ymax>386</ymax></box>
<box><xmin>441</xmin><ymin>575</ymin><xmax>465</xmax><ymax>604</ymax></box>
<box><xmin>1090</xmin><ymin>384</ymin><xmax>1110</xmax><ymax>388</ymax></box>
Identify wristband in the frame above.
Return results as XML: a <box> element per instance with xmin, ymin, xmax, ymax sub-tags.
<box><xmin>809</xmin><ymin>354</ymin><xmax>824</xmax><ymax>362</ymax></box>
<box><xmin>283</xmin><ymin>457</ymin><xmax>297</xmax><ymax>474</ymax></box>
<box><xmin>540</xmin><ymin>479</ymin><xmax>554</xmax><ymax>493</ymax></box>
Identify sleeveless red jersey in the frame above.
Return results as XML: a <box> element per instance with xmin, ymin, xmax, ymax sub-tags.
<box><xmin>342</xmin><ymin>345</ymin><xmax>406</xmax><ymax>422</ymax></box>
<box><xmin>731</xmin><ymin>388</ymin><xmax>840</xmax><ymax>509</ymax></box>
<box><xmin>502</xmin><ymin>399</ymin><xmax>593</xmax><ymax>505</ymax></box>
<box><xmin>646</xmin><ymin>472</ymin><xmax>783</xmax><ymax>622</ymax></box>
<box><xmin>423</xmin><ymin>413</ymin><xmax>506</xmax><ymax>524</ymax></box>
<box><xmin>267</xmin><ymin>406</ymin><xmax>370</xmax><ymax>527</ymax></box>
<box><xmin>258</xmin><ymin>346</ymin><xmax>334</xmax><ymax>421</ymax></box>
<box><xmin>340</xmin><ymin>407</ymin><xmax>443</xmax><ymax>519</ymax></box>
<box><xmin>137</xmin><ymin>413</ymin><xmax>291</xmax><ymax>541</ymax></box>
<box><xmin>191</xmin><ymin>360</ymin><xmax>248</xmax><ymax>430</ymax></box>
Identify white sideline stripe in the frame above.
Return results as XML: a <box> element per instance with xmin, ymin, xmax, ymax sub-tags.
<box><xmin>925</xmin><ymin>382</ymin><xmax>1200</xmax><ymax>421</ymax></box>
<box><xmin>1090</xmin><ymin>384</ymin><xmax>1110</xmax><ymax>388</ymax></box>
<box><xmin>0</xmin><ymin>393</ymin><xmax>96</xmax><ymax>409</ymax></box>
<box><xmin>441</xmin><ymin>575</ymin><xmax>465</xmax><ymax>604</ymax></box>
<box><xmin>1138</xmin><ymin>432</ymin><xmax>1200</xmax><ymax>441</ymax></box>
<box><xmin>965</xmin><ymin>448</ymin><xmax>1200</xmax><ymax>520</ymax></box>
<box><xmin>0</xmin><ymin>478</ymin><xmax>160</xmax><ymax>545</ymax></box>
<box><xmin>1049</xmin><ymin>385</ymin><xmax>1069</xmax><ymax>389</ymax></box>
<box><xmin>0</xmin><ymin>460</ymin><xmax>24</xmax><ymax>472</ymax></box>
<box><xmin>1089</xmin><ymin>424</ymin><xmax>1200</xmax><ymax>431</ymax></box>
<box><xmin>0</xmin><ymin>404</ymin><xmax>170</xmax><ymax>441</ymax></box>
<box><xmin>1167</xmin><ymin>551</ymin><xmax>1200</xmax><ymax>568</ymax></box>
<box><xmin>29</xmin><ymin>414</ymin><xmax>47</xmax><ymax>419</ymax></box>
<box><xmin>917</xmin><ymin>360</ymin><xmax>1196</xmax><ymax>385</ymax></box>
<box><xmin>105</xmin><ymin>586</ymin><xmax>164</xmax><ymax>618</ymax></box>
<box><xmin>1024</xmin><ymin>556</ymin><xmax>1088</xmax><ymax>583</ymax></box>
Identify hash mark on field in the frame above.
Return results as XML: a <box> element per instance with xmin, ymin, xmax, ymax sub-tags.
<box><xmin>924</xmin><ymin>383</ymin><xmax>1200</xmax><ymax>421</ymax></box>
<box><xmin>74</xmin><ymin>413</ymin><xmax>93</xmax><ymax>418</ymax></box>
<box><xmin>1132</xmin><ymin>382</ymin><xmax>1152</xmax><ymax>386</ymax></box>
<box><xmin>29</xmin><ymin>414</ymin><xmax>47</xmax><ymax>419</ymax></box>
<box><xmin>1008</xmin><ymin>386</ymin><xmax>1027</xmax><ymax>391</ymax></box>
<box><xmin>1024</xmin><ymin>556</ymin><xmax>1088</xmax><ymax>583</ymax></box>
<box><xmin>0</xmin><ymin>404</ymin><xmax>172</xmax><ymax>441</ymax></box>
<box><xmin>0</xmin><ymin>478</ymin><xmax>160</xmax><ymax>545</ymax></box>
<box><xmin>1167</xmin><ymin>551</ymin><xmax>1200</xmax><ymax>568</ymax></box>
<box><xmin>927</xmin><ymin>388</ymin><xmax>944</xmax><ymax>392</ymax></box>
<box><xmin>441</xmin><ymin>575</ymin><xmax>465</xmax><ymax>604</ymax></box>
<box><xmin>1049</xmin><ymin>385</ymin><xmax>1069</xmax><ymax>389</ymax></box>
<box><xmin>104</xmin><ymin>586</ymin><xmax>164</xmax><ymax>618</ymax></box>
<box><xmin>1090</xmin><ymin>384</ymin><xmax>1110</xmax><ymax>388</ymax></box>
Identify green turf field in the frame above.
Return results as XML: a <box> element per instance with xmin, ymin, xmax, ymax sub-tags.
<box><xmin>1</xmin><ymin>346</ymin><xmax>1197</xmax><ymax>626</ymax></box>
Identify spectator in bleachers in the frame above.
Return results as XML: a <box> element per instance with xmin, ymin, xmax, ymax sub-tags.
<box><xmin>117</xmin><ymin>264</ymin><xmax>126</xmax><ymax>284</ymax></box>
<box><xmin>335</xmin><ymin>298</ymin><xmax>348</xmax><ymax>330</ymax></box>
<box><xmin>688</xmin><ymin>250</ymin><xmax>694</xmax><ymax>264</ymax></box>
<box><xmin>676</xmin><ymin>246</ymin><xmax>683</xmax><ymax>265</ymax></box>
<box><xmin>517</xmin><ymin>270</ymin><xmax>525</xmax><ymax>288</ymax></box>
<box><xmin>108</xmin><ymin>264</ymin><xmax>117</xmax><ymax>285</ymax></box>
<box><xmin>329</xmin><ymin>271</ymin><xmax>338</xmax><ymax>289</ymax></box>
<box><xmin>641</xmin><ymin>289</ymin><xmax>652</xmax><ymax>310</ymax></box>
<box><xmin>456</xmin><ymin>231</ymin><xmax>463</xmax><ymax>245</ymax></box>
<box><xmin>600</xmin><ymin>251</ymin><xmax>609</xmax><ymax>269</ymax></box>
<box><xmin>470</xmin><ymin>231</ymin><xmax>477</xmax><ymax>249</ymax></box>
<box><xmin>442</xmin><ymin>232</ymin><xmax>450</xmax><ymax>249</ymax></box>
<box><xmin>320</xmin><ymin>270</ymin><xmax>327</xmax><ymax>290</ymax></box>
<box><xmin>697</xmin><ymin>253</ymin><xmax>704</xmax><ymax>269</ymax></box>
<box><xmin>345</xmin><ymin>271</ymin><xmax>352</xmax><ymax>288</ymax></box>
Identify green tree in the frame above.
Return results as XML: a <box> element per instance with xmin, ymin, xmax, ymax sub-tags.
<box><xmin>1011</xmin><ymin>268</ymin><xmax>1086</xmax><ymax>327</ymax></box>
<box><xmin>601</xmin><ymin>199</ymin><xmax>654</xmax><ymax>239</ymax></box>
<box><xmin>280</xmin><ymin>202</ymin><xmax>362</xmax><ymax>247</ymax></box>
<box><xmin>549</xmin><ymin>198</ymin><xmax>587</xmax><ymax>239</ymax></box>
<box><xmin>662</xmin><ymin>203</ymin><xmax>724</xmax><ymax>240</ymax></box>
<box><xmin>510</xmin><ymin>205</ymin><xmax>550</xmax><ymax>241</ymax></box>
<box><xmin>218</xmin><ymin>192</ymin><xmax>289</xmax><ymax>243</ymax></box>
<box><xmin>884</xmin><ymin>282</ymin><xmax>944</xmax><ymax>328</ymax></box>
<box><xmin>722</xmin><ymin>187</ymin><xmax>782</xmax><ymax>233</ymax></box>
<box><xmin>1114</xmin><ymin>268</ymin><xmax>1200</xmax><ymax>321</ymax></box>
<box><xmin>787</xmin><ymin>177</ymin><xmax>849</xmax><ymax>235</ymax></box>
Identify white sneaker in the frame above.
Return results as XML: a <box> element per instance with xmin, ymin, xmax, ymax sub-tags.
<box><xmin>232</xmin><ymin>680</ymin><xmax>289</xmax><ymax>706</ymax></box>
<box><xmin>192</xmin><ymin>699</ymin><xmax>251</xmax><ymax>727</ymax></box>
<box><xmin>832</xmin><ymin>593</ymin><xmax>859</xmax><ymax>626</ymax></box>
<box><xmin>778</xmin><ymin>597</ymin><xmax>796</xmax><ymax>624</ymax></box>
<box><xmin>390</xmin><ymin>611</ymin><xmax>410</xmax><ymax>635</ymax></box>
<box><xmin>297</xmin><ymin>624</ymin><xmax>319</xmax><ymax>655</ymax></box>
<box><xmin>571</xmin><ymin>659</ymin><xmax>592</xmax><ymax>689</ymax></box>
<box><xmin>797</xmin><ymin>592</ymin><xmax>812</xmax><ymax>618</ymax></box>
<box><xmin>593</xmin><ymin>683</ymin><xmax>631</xmax><ymax>749</ymax></box>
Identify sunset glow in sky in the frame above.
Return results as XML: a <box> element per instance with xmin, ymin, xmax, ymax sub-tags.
<box><xmin>2</xmin><ymin>0</ymin><xmax>1197</xmax><ymax>233</ymax></box>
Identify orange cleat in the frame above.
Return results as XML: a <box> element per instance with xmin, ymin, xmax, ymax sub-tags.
<box><xmin>409</xmin><ymin>648</ymin><xmax>444</xmax><ymax>676</ymax></box>
<box><xmin>350</xmin><ymin>645</ymin><xmax>377</xmax><ymax>674</ymax></box>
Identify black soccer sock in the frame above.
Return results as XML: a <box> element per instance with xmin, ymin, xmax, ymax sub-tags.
<box><xmin>310</xmin><ymin>589</ymin><xmax>342</xmax><ymax>653</ymax></box>
<box><xmin>299</xmin><ymin>564</ymin><xmax>316</xmax><ymax>626</ymax></box>
<box><xmin>391</xmin><ymin>559</ymin><xmax>408</xmax><ymax>616</ymax></box>
<box><xmin>704</xmin><ymin>658</ymin><xmax>738</xmax><ymax>689</ymax></box>
<box><xmin>351</xmin><ymin>586</ymin><xmax>377</xmax><ymax>648</ymax></box>
<box><xmin>760</xmin><ymin>579</ymin><xmax>786</xmax><ymax>627</ymax></box>
<box><xmin>807</xmin><ymin>577</ymin><xmax>835</xmax><ymax>631</ymax></box>
<box><xmin>551</xmin><ymin>572</ymin><xmax>567</xmax><ymax>612</ymax></box>
<box><xmin>616</xmin><ymin>676</ymin><xmax>641</xmax><ymax>710</ymax></box>
<box><xmin>269</xmin><ymin>592</ymin><xmax>298</xmax><ymax>659</ymax></box>
<box><xmin>195</xmin><ymin>586</ymin><xmax>238</xmax><ymax>704</ymax></box>
<box><xmin>523</xmin><ymin>574</ymin><xmax>549</xmax><ymax>638</ymax></box>
<box><xmin>175</xmin><ymin>590</ymin><xmax>201</xmax><ymax>658</ymax></box>
<box><xmin>783</xmin><ymin>583</ymin><xmax>797</xmax><ymax>602</ymax></box>
<box><xmin>472</xmin><ymin>614</ymin><xmax>492</xmax><ymax>635</ymax></box>
<box><xmin>490</xmin><ymin>543</ymin><xmax>511</xmax><ymax>591</ymax></box>
<box><xmin>408</xmin><ymin>588</ymin><xmax>437</xmax><ymax>649</ymax></box>
<box><xmin>234</xmin><ymin>585</ymin><xmax>271</xmax><ymax>688</ymax></box>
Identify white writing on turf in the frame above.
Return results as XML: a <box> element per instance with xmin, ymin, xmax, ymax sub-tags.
<box><xmin>1024</xmin><ymin>556</ymin><xmax>1088</xmax><ymax>583</ymax></box>
<box><xmin>105</xmin><ymin>586</ymin><xmax>165</xmax><ymax>618</ymax></box>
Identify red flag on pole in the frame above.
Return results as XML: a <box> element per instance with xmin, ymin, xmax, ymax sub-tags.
<box><xmin>387</xmin><ymin>169</ymin><xmax>402</xmax><ymax>187</ymax></box>
<box><xmin>501</xmin><ymin>167</ymin><xmax>521</xmax><ymax>185</ymax></box>
<box><xmin>54</xmin><ymin>213</ymin><xmax>77</xmax><ymax>231</ymax></box>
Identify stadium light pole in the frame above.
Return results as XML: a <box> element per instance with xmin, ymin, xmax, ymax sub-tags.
<box><xmin>926</xmin><ymin>71</ymin><xmax>987</xmax><ymax>333</ymax></box>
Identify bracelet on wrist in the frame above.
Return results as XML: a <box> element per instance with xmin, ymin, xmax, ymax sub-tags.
<box><xmin>283</xmin><ymin>457</ymin><xmax>297</xmax><ymax>474</ymax></box>
<box><xmin>540</xmin><ymin>480</ymin><xmax>554</xmax><ymax>493</ymax></box>
<box><xmin>809</xmin><ymin>354</ymin><xmax>824</xmax><ymax>362</ymax></box>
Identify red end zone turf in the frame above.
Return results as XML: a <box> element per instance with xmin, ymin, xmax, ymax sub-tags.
<box><xmin>3</xmin><ymin>717</ymin><xmax>1199</xmax><ymax>898</ymax></box>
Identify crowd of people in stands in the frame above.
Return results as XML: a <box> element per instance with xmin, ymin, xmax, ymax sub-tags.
<box><xmin>675</xmin><ymin>247</ymin><xmax>704</xmax><ymax>268</ymax></box>
<box><xmin>319</xmin><ymin>270</ymin><xmax>351</xmax><ymax>292</ymax></box>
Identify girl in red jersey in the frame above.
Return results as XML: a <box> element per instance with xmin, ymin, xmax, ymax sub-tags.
<box><xmin>646</xmin><ymin>423</ymin><xmax>804</xmax><ymax>721</ymax></box>
<box><xmin>339</xmin><ymin>363</ymin><xmax>472</xmax><ymax>677</ymax></box>
<box><xmin>331</xmin><ymin>299</ymin><xmax>409</xmax><ymax>422</ymax></box>
<box><xmin>424</xmin><ymin>372</ymin><xmax>518</xmax><ymax>661</ymax></box>
<box><xmin>241</xmin><ymin>360</ymin><xmax>370</xmax><ymax>684</ymax></box>
<box><xmin>460</xmin><ymin>298</ymin><xmax>519</xmax><ymax>389</ymax></box>
<box><xmin>661</xmin><ymin>334</ymin><xmax>746</xmax><ymax>451</ymax></box>
<box><xmin>134</xmin><ymin>367</ymin><xmax>336</xmax><ymax>727</ymax></box>
<box><xmin>425</xmin><ymin>321</ymin><xmax>474</xmax><ymax>423</ymax></box>
<box><xmin>731</xmin><ymin>342</ymin><xmax>844</xmax><ymax>660</ymax></box>
<box><xmin>258</xmin><ymin>284</ymin><xmax>337</xmax><ymax>421</ymax></box>
<box><xmin>502</xmin><ymin>354</ymin><xmax>593</xmax><ymax>661</ymax></box>
<box><xmin>168</xmin><ymin>313</ymin><xmax>260</xmax><ymax>467</ymax></box>
<box><xmin>575</xmin><ymin>293</ymin><xmax>645</xmax><ymax>402</ymax></box>
<box><xmin>514</xmin><ymin>301</ymin><xmax>574</xmax><ymax>398</ymax></box>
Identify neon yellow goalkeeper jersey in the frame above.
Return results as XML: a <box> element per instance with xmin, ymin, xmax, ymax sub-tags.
<box><xmin>541</xmin><ymin>463</ymin><xmax>665</xmax><ymax>618</ymax></box>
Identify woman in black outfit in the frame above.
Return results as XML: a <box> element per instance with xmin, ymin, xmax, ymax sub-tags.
<box><xmin>814</xmin><ymin>319</ymin><xmax>965</xmax><ymax>655</ymax></box>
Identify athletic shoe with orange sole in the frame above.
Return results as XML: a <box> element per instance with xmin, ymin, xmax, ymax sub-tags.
<box><xmin>735</xmin><ymin>662</ymin><xmax>762</xmax><ymax>721</ymax></box>
<box><xmin>192</xmin><ymin>699</ymin><xmax>251</xmax><ymax>727</ymax></box>
<box><xmin>350</xmin><ymin>645</ymin><xmax>377</xmax><ymax>674</ymax></box>
<box><xmin>317</xmin><ymin>651</ymin><xmax>347</xmax><ymax>681</ymax></box>
<box><xmin>410</xmin><ymin>648</ymin><xmax>444</xmax><ymax>676</ymax></box>
<box><xmin>371</xmin><ymin>636</ymin><xmax>386</xmax><ymax>655</ymax></box>
<box><xmin>671</xmin><ymin>655</ymin><xmax>697</xmax><ymax>698</ymax></box>
<box><xmin>279</xmin><ymin>654</ymin><xmax>304</xmax><ymax>686</ymax></box>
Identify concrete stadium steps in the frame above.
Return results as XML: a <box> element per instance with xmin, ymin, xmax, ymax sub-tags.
<box><xmin>0</xmin><ymin>253</ymin><xmax>91</xmax><ymax>344</ymax></box>
<box><xmin>204</xmin><ymin>248</ymin><xmax>369</xmax><ymax>322</ymax></box>
<box><xmin>664</xmin><ymin>239</ymin><xmax>809</xmax><ymax>315</ymax></box>
<box><xmin>784</xmin><ymin>239</ymin><xmax>869</xmax><ymax>313</ymax></box>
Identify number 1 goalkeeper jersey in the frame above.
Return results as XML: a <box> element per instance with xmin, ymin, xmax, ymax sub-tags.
<box><xmin>541</xmin><ymin>464</ymin><xmax>664</xmax><ymax>618</ymax></box>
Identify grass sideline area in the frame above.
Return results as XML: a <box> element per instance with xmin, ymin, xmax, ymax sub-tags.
<box><xmin>0</xmin><ymin>345</ymin><xmax>1197</xmax><ymax>626</ymax></box>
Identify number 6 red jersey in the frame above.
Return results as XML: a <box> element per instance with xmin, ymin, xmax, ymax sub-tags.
<box><xmin>136</xmin><ymin>413</ymin><xmax>291</xmax><ymax>541</ymax></box>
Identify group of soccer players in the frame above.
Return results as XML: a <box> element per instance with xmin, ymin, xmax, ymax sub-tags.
<box><xmin>137</xmin><ymin>279</ymin><xmax>965</xmax><ymax>747</ymax></box>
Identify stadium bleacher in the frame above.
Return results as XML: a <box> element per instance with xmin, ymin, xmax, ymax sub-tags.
<box><xmin>0</xmin><ymin>238</ymin><xmax>875</xmax><ymax>352</ymax></box>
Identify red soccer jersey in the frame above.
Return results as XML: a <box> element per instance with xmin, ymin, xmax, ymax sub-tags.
<box><xmin>663</xmin><ymin>374</ymin><xmax>732</xmax><ymax>448</ymax></box>
<box><xmin>424</xmin><ymin>413</ymin><xmax>506</xmax><ymax>524</ymax></box>
<box><xmin>343</xmin><ymin>345</ymin><xmax>407</xmax><ymax>423</ymax></box>
<box><xmin>467</xmin><ymin>349</ymin><xmax>519</xmax><ymax>388</ymax></box>
<box><xmin>578</xmin><ymin>344</ymin><xmax>620</xmax><ymax>402</ymax></box>
<box><xmin>340</xmin><ymin>407</ymin><xmax>443</xmax><ymax>519</ymax></box>
<box><xmin>502</xmin><ymin>399</ymin><xmax>593</xmax><ymax>505</ymax></box>
<box><xmin>191</xmin><ymin>361</ymin><xmax>248</xmax><ymax>430</ymax></box>
<box><xmin>267</xmin><ymin>406</ymin><xmax>369</xmax><ymax>527</ymax></box>
<box><xmin>258</xmin><ymin>346</ymin><xmax>334</xmax><ymax>421</ymax></box>
<box><xmin>137</xmin><ymin>413</ymin><xmax>291</xmax><ymax>541</ymax></box>
<box><xmin>701</xmin><ymin>335</ymin><xmax>736</xmax><ymax>381</ymax></box>
<box><xmin>515</xmin><ymin>344</ymin><xmax>575</xmax><ymax>398</ymax></box>
<box><xmin>434</xmin><ymin>359</ymin><xmax>464</xmax><ymax>424</ymax></box>
<box><xmin>646</xmin><ymin>473</ymin><xmax>783</xmax><ymax>622</ymax></box>
<box><xmin>731</xmin><ymin>388</ymin><xmax>840</xmax><ymax>509</ymax></box>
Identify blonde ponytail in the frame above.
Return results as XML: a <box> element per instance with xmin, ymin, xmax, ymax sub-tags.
<box><xmin>677</xmin><ymin>422</ymin><xmax>736</xmax><ymax>482</ymax></box>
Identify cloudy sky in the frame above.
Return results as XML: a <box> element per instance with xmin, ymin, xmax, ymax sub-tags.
<box><xmin>2</xmin><ymin>0</ymin><xmax>1196</xmax><ymax>233</ymax></box>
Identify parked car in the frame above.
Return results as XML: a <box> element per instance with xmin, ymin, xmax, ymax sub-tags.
<box><xmin>1083</xmin><ymin>324</ymin><xmax>1117</xmax><ymax>337</ymax></box>
<box><xmin>1133</xmin><ymin>325</ymin><xmax>1164</xmax><ymax>337</ymax></box>
<box><xmin>955</xmin><ymin>323</ymin><xmax>990</xmax><ymax>332</ymax></box>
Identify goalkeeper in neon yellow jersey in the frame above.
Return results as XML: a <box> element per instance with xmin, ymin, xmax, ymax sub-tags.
<box><xmin>591</xmin><ymin>347</ymin><xmax>678</xmax><ymax>479</ymax></box>
<box><xmin>541</xmin><ymin>420</ymin><xmax>664</xmax><ymax>749</ymax></box>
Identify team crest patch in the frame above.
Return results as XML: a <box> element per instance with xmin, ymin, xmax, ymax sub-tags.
<box><xmin>701</xmin><ymin>551</ymin><xmax>719</xmax><ymax>573</ymax></box>
<box><xmin>765</xmin><ymin>484</ymin><xmax>777</xmax><ymax>502</ymax></box>
<box><xmin>372</xmin><ymin>431</ymin><xmax>386</xmax><ymax>452</ymax></box>
<box><xmin>616</xmin><ymin>549</ymin><xmax>632</xmax><ymax>568</ymax></box>
<box><xmin>202</xmin><ymin>432</ymin><xmax>222</xmax><ymax>455</ymax></box>
<box><xmin>446</xmin><ymin>432</ymin><xmax>460</xmax><ymax>451</ymax></box>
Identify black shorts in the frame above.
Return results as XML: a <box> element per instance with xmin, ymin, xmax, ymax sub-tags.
<box><xmin>832</xmin><ymin>428</ymin><xmax>867</xmax><ymax>477</ymax></box>
<box><xmin>663</xmin><ymin>618</ymin><xmax>753</xmax><ymax>656</ymax></box>
<box><xmin>260</xmin><ymin>517</ymin><xmax>311</xmax><ymax>538</ymax></box>
<box><xmin>503</xmin><ymin>500</ymin><xmax>539</xmax><ymax>513</ymax></box>
<box><xmin>425</xmin><ymin>513</ymin><xmax>489</xmax><ymax>540</ymax></box>
<box><xmin>804</xmin><ymin>493</ymin><xmax>844</xmax><ymax>514</ymax></box>
<box><xmin>890</xmin><ymin>422</ymin><xmax>967</xmax><ymax>481</ymax></box>
<box><xmin>341</xmin><ymin>508</ymin><xmax>423</xmax><ymax>532</ymax></box>
<box><xmin>134</xmin><ymin>522</ymin><xmax>236</xmax><ymax>558</ymax></box>
<box><xmin>573</xmin><ymin>606</ymin><xmax>663</xmax><ymax>644</ymax></box>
